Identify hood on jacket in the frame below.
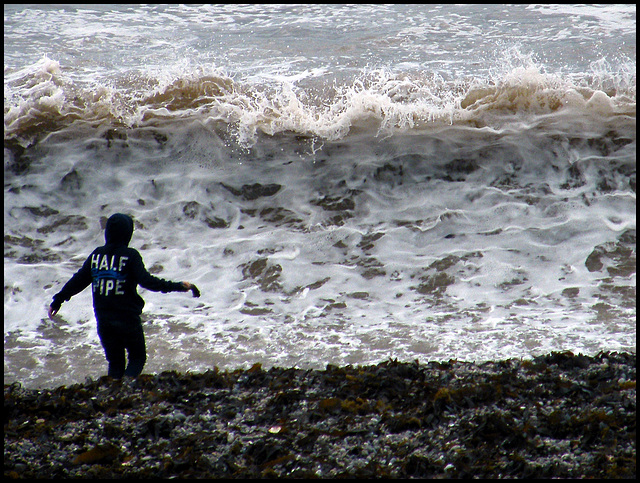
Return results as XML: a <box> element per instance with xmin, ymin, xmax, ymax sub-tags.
<box><xmin>105</xmin><ymin>213</ymin><xmax>134</xmax><ymax>246</ymax></box>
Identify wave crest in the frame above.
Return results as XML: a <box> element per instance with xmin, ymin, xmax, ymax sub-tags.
<box><xmin>4</xmin><ymin>56</ymin><xmax>636</xmax><ymax>148</ymax></box>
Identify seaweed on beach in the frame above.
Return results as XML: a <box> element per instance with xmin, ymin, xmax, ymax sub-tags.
<box><xmin>4</xmin><ymin>351</ymin><xmax>636</xmax><ymax>478</ymax></box>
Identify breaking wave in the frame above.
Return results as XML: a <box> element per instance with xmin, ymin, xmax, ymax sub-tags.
<box><xmin>5</xmin><ymin>53</ymin><xmax>635</xmax><ymax>150</ymax></box>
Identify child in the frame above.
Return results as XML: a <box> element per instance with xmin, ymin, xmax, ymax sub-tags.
<box><xmin>48</xmin><ymin>213</ymin><xmax>200</xmax><ymax>379</ymax></box>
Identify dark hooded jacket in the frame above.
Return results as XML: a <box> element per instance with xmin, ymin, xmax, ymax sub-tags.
<box><xmin>51</xmin><ymin>213</ymin><xmax>187</xmax><ymax>319</ymax></box>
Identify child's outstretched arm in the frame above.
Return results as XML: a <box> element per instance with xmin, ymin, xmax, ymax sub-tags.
<box><xmin>48</xmin><ymin>257</ymin><xmax>92</xmax><ymax>320</ymax></box>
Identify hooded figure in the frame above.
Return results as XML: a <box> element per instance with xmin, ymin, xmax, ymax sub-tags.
<box><xmin>105</xmin><ymin>212</ymin><xmax>134</xmax><ymax>246</ymax></box>
<box><xmin>49</xmin><ymin>213</ymin><xmax>200</xmax><ymax>379</ymax></box>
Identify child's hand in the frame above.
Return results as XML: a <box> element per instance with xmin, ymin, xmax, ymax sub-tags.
<box><xmin>48</xmin><ymin>305</ymin><xmax>59</xmax><ymax>320</ymax></box>
<box><xmin>182</xmin><ymin>282</ymin><xmax>201</xmax><ymax>298</ymax></box>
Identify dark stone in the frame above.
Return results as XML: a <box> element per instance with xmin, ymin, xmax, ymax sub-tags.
<box><xmin>221</xmin><ymin>183</ymin><xmax>281</xmax><ymax>200</ymax></box>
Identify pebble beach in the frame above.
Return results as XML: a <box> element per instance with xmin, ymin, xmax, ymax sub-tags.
<box><xmin>4</xmin><ymin>351</ymin><xmax>636</xmax><ymax>479</ymax></box>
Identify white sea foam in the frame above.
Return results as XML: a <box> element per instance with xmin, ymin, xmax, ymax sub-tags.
<box><xmin>4</xmin><ymin>4</ymin><xmax>635</xmax><ymax>388</ymax></box>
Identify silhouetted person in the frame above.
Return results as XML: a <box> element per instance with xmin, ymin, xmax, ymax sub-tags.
<box><xmin>48</xmin><ymin>213</ymin><xmax>200</xmax><ymax>379</ymax></box>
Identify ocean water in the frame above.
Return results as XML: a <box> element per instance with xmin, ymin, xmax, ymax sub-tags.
<box><xmin>4</xmin><ymin>4</ymin><xmax>636</xmax><ymax>389</ymax></box>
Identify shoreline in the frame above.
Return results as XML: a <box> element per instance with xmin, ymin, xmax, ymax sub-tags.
<box><xmin>4</xmin><ymin>351</ymin><xmax>636</xmax><ymax>478</ymax></box>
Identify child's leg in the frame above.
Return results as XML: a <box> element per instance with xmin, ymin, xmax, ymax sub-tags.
<box><xmin>97</xmin><ymin>320</ymin><xmax>126</xmax><ymax>378</ymax></box>
<box><xmin>123</xmin><ymin>323</ymin><xmax>147</xmax><ymax>377</ymax></box>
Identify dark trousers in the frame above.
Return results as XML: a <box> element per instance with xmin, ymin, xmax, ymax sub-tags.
<box><xmin>96</xmin><ymin>314</ymin><xmax>147</xmax><ymax>378</ymax></box>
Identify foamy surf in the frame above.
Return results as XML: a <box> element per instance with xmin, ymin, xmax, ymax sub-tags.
<box><xmin>5</xmin><ymin>4</ymin><xmax>635</xmax><ymax>389</ymax></box>
<box><xmin>4</xmin><ymin>53</ymin><xmax>635</xmax><ymax>150</ymax></box>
